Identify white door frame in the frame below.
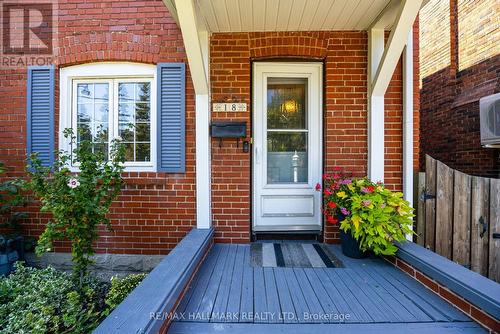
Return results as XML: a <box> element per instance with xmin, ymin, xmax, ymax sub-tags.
<box><xmin>252</xmin><ymin>62</ymin><xmax>323</xmax><ymax>232</ymax></box>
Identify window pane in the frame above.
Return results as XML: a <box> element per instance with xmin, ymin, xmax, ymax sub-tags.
<box><xmin>94</xmin><ymin>143</ymin><xmax>108</xmax><ymax>160</ymax></box>
<box><xmin>119</xmin><ymin>83</ymin><xmax>135</xmax><ymax>102</ymax></box>
<box><xmin>75</xmin><ymin>82</ymin><xmax>110</xmax><ymax>157</ymax></box>
<box><xmin>94</xmin><ymin>84</ymin><xmax>109</xmax><ymax>102</ymax></box>
<box><xmin>135</xmin><ymin>103</ymin><xmax>150</xmax><ymax>121</ymax></box>
<box><xmin>267</xmin><ymin>78</ymin><xmax>307</xmax><ymax>130</ymax></box>
<box><xmin>118</xmin><ymin>82</ymin><xmax>151</xmax><ymax>162</ymax></box>
<box><xmin>77</xmin><ymin>104</ymin><xmax>92</xmax><ymax>122</ymax></box>
<box><xmin>118</xmin><ymin>123</ymin><xmax>134</xmax><ymax>142</ymax></box>
<box><xmin>136</xmin><ymin>83</ymin><xmax>150</xmax><ymax>102</ymax></box>
<box><xmin>94</xmin><ymin>122</ymin><xmax>108</xmax><ymax>142</ymax></box>
<box><xmin>77</xmin><ymin>84</ymin><xmax>93</xmax><ymax>103</ymax></box>
<box><xmin>123</xmin><ymin>143</ymin><xmax>134</xmax><ymax>161</ymax></box>
<box><xmin>77</xmin><ymin>123</ymin><xmax>92</xmax><ymax>142</ymax></box>
<box><xmin>136</xmin><ymin>123</ymin><xmax>150</xmax><ymax>142</ymax></box>
<box><xmin>136</xmin><ymin>143</ymin><xmax>150</xmax><ymax>162</ymax></box>
<box><xmin>118</xmin><ymin>103</ymin><xmax>134</xmax><ymax>123</ymax></box>
<box><xmin>94</xmin><ymin>103</ymin><xmax>109</xmax><ymax>122</ymax></box>
<box><xmin>267</xmin><ymin>132</ymin><xmax>308</xmax><ymax>184</ymax></box>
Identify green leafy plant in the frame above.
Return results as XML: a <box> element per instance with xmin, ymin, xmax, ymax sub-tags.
<box><xmin>319</xmin><ymin>169</ymin><xmax>414</xmax><ymax>255</ymax></box>
<box><xmin>0</xmin><ymin>262</ymin><xmax>108</xmax><ymax>334</ymax></box>
<box><xmin>24</xmin><ymin>129</ymin><xmax>125</xmax><ymax>283</ymax></box>
<box><xmin>0</xmin><ymin>263</ymin><xmax>148</xmax><ymax>333</ymax></box>
<box><xmin>104</xmin><ymin>273</ymin><xmax>146</xmax><ymax>312</ymax></box>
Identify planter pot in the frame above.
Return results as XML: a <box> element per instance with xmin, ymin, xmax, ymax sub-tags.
<box><xmin>337</xmin><ymin>214</ymin><xmax>368</xmax><ymax>259</ymax></box>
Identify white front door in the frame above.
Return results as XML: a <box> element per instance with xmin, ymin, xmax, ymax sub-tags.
<box><xmin>253</xmin><ymin>62</ymin><xmax>322</xmax><ymax>232</ymax></box>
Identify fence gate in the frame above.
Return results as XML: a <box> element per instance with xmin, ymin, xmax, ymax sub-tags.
<box><xmin>415</xmin><ymin>155</ymin><xmax>500</xmax><ymax>283</ymax></box>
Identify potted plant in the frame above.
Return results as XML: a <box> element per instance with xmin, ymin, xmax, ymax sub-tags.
<box><xmin>318</xmin><ymin>169</ymin><xmax>414</xmax><ymax>258</ymax></box>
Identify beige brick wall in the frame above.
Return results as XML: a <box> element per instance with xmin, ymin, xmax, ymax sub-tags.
<box><xmin>419</xmin><ymin>0</ymin><xmax>451</xmax><ymax>85</ymax></box>
<box><xmin>458</xmin><ymin>0</ymin><xmax>500</xmax><ymax>70</ymax></box>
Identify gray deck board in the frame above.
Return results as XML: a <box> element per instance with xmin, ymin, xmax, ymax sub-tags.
<box><xmin>293</xmin><ymin>268</ymin><xmax>327</xmax><ymax>322</ymax></box>
<box><xmin>175</xmin><ymin>244</ymin><xmax>478</xmax><ymax>330</ymax></box>
<box><xmin>303</xmin><ymin>268</ymin><xmax>339</xmax><ymax>323</ymax></box>
<box><xmin>347</xmin><ymin>267</ymin><xmax>413</xmax><ymax>322</ymax></box>
<box><xmin>273</xmin><ymin>267</ymin><xmax>298</xmax><ymax>324</ymax></box>
<box><xmin>225</xmin><ymin>245</ymin><xmax>245</xmax><ymax>321</ymax></box>
<box><xmin>239</xmin><ymin>245</ymin><xmax>254</xmax><ymax>323</ymax></box>
<box><xmin>211</xmin><ymin>244</ymin><xmax>238</xmax><ymax>322</ymax></box>
<box><xmin>194</xmin><ymin>244</ymin><xmax>231</xmax><ymax>320</ymax></box>
<box><xmin>355</xmin><ymin>261</ymin><xmax>433</xmax><ymax>322</ymax></box>
<box><xmin>370</xmin><ymin>261</ymin><xmax>470</xmax><ymax>321</ymax></box>
<box><xmin>323</xmin><ymin>268</ymin><xmax>373</xmax><ymax>322</ymax></box>
<box><xmin>263</xmin><ymin>268</ymin><xmax>282</xmax><ymax>323</ymax></box>
<box><xmin>283</xmin><ymin>267</ymin><xmax>310</xmax><ymax>323</ymax></box>
<box><xmin>177</xmin><ymin>244</ymin><xmax>222</xmax><ymax>315</ymax></box>
<box><xmin>312</xmin><ymin>268</ymin><xmax>358</xmax><ymax>323</ymax></box>
<box><xmin>169</xmin><ymin>321</ymin><xmax>486</xmax><ymax>334</ymax></box>
<box><xmin>253</xmin><ymin>267</ymin><xmax>268</xmax><ymax>323</ymax></box>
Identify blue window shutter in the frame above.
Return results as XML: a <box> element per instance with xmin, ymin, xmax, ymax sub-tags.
<box><xmin>26</xmin><ymin>65</ymin><xmax>55</xmax><ymax>167</ymax></box>
<box><xmin>157</xmin><ymin>63</ymin><xmax>186</xmax><ymax>173</ymax></box>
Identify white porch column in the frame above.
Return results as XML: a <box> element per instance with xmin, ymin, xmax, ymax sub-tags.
<box><xmin>368</xmin><ymin>28</ymin><xmax>385</xmax><ymax>183</ymax></box>
<box><xmin>368</xmin><ymin>0</ymin><xmax>422</xmax><ymax>184</ymax></box>
<box><xmin>403</xmin><ymin>28</ymin><xmax>414</xmax><ymax>206</ymax></box>
<box><xmin>175</xmin><ymin>0</ymin><xmax>212</xmax><ymax>229</ymax></box>
<box><xmin>195</xmin><ymin>94</ymin><xmax>211</xmax><ymax>228</ymax></box>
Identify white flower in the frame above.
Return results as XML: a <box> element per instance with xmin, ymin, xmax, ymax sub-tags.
<box><xmin>67</xmin><ymin>178</ymin><xmax>80</xmax><ymax>189</ymax></box>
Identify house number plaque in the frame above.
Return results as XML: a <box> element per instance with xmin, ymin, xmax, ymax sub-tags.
<box><xmin>212</xmin><ymin>103</ymin><xmax>247</xmax><ymax>112</ymax></box>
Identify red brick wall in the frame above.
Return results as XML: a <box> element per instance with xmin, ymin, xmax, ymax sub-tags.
<box><xmin>210</xmin><ymin>31</ymin><xmax>414</xmax><ymax>244</ymax></box>
<box><xmin>0</xmin><ymin>0</ymin><xmax>196</xmax><ymax>255</ymax></box>
<box><xmin>0</xmin><ymin>0</ymin><xmax>420</xmax><ymax>250</ymax></box>
<box><xmin>419</xmin><ymin>0</ymin><xmax>500</xmax><ymax>177</ymax></box>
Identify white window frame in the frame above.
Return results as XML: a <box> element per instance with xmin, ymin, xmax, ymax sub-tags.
<box><xmin>60</xmin><ymin>63</ymin><xmax>157</xmax><ymax>172</ymax></box>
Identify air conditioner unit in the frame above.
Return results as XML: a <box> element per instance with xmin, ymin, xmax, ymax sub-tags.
<box><xmin>480</xmin><ymin>92</ymin><xmax>500</xmax><ymax>148</ymax></box>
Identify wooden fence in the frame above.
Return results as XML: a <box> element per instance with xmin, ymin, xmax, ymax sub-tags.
<box><xmin>415</xmin><ymin>155</ymin><xmax>500</xmax><ymax>283</ymax></box>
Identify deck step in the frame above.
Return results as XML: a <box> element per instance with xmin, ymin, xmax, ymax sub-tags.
<box><xmin>168</xmin><ymin>321</ymin><xmax>486</xmax><ymax>334</ymax></box>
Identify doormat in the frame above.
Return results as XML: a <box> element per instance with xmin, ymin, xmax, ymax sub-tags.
<box><xmin>250</xmin><ymin>243</ymin><xmax>344</xmax><ymax>268</ymax></box>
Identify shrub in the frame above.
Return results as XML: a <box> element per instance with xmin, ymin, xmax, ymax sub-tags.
<box><xmin>0</xmin><ymin>263</ymin><xmax>107</xmax><ymax>334</ymax></box>
<box><xmin>319</xmin><ymin>170</ymin><xmax>414</xmax><ymax>255</ymax></box>
<box><xmin>0</xmin><ymin>263</ymin><xmax>147</xmax><ymax>333</ymax></box>
<box><xmin>105</xmin><ymin>273</ymin><xmax>147</xmax><ymax>312</ymax></box>
<box><xmin>24</xmin><ymin>129</ymin><xmax>125</xmax><ymax>283</ymax></box>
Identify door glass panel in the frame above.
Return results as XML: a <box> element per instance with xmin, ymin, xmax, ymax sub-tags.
<box><xmin>267</xmin><ymin>78</ymin><xmax>307</xmax><ymax>129</ymax></box>
<box><xmin>266</xmin><ymin>78</ymin><xmax>308</xmax><ymax>184</ymax></box>
<box><xmin>267</xmin><ymin>132</ymin><xmax>307</xmax><ymax>183</ymax></box>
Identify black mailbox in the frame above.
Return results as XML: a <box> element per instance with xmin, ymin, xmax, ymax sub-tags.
<box><xmin>211</xmin><ymin>121</ymin><xmax>246</xmax><ymax>138</ymax></box>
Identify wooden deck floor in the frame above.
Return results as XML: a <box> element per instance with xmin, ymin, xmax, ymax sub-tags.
<box><xmin>169</xmin><ymin>244</ymin><xmax>485</xmax><ymax>333</ymax></box>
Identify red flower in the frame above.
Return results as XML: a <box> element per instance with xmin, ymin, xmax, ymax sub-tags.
<box><xmin>327</xmin><ymin>215</ymin><xmax>338</xmax><ymax>225</ymax></box>
<box><xmin>366</xmin><ymin>185</ymin><xmax>375</xmax><ymax>193</ymax></box>
<box><xmin>324</xmin><ymin>189</ymin><xmax>332</xmax><ymax>196</ymax></box>
<box><xmin>315</xmin><ymin>183</ymin><xmax>321</xmax><ymax>191</ymax></box>
<box><xmin>327</xmin><ymin>201</ymin><xmax>337</xmax><ymax>209</ymax></box>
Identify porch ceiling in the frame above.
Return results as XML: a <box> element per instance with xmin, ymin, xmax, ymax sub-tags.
<box><xmin>195</xmin><ymin>0</ymin><xmax>395</xmax><ymax>32</ymax></box>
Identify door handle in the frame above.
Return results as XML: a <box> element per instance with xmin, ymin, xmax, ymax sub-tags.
<box><xmin>255</xmin><ymin>146</ymin><xmax>260</xmax><ymax>164</ymax></box>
